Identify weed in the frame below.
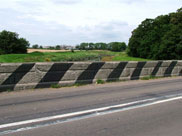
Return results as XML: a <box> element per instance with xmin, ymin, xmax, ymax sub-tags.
<box><xmin>51</xmin><ymin>84</ymin><xmax>61</xmax><ymax>88</ymax></box>
<box><xmin>45</xmin><ymin>58</ymin><xmax>51</xmax><ymax>62</ymax></box>
<box><xmin>7</xmin><ymin>89</ymin><xmax>13</xmax><ymax>92</ymax></box>
<box><xmin>71</xmin><ymin>49</ymin><xmax>75</xmax><ymax>53</ymax></box>
<box><xmin>73</xmin><ymin>83</ymin><xmax>88</xmax><ymax>87</ymax></box>
<box><xmin>96</xmin><ymin>79</ymin><xmax>105</xmax><ymax>84</ymax></box>
<box><xmin>141</xmin><ymin>75</ymin><xmax>161</xmax><ymax>80</ymax></box>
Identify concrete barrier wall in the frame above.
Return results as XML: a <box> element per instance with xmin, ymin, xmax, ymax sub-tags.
<box><xmin>0</xmin><ymin>61</ymin><xmax>182</xmax><ymax>91</ymax></box>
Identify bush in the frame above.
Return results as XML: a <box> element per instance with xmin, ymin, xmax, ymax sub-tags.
<box><xmin>0</xmin><ymin>30</ymin><xmax>30</xmax><ymax>55</ymax></box>
<box><xmin>109</xmin><ymin>42</ymin><xmax>127</xmax><ymax>52</ymax></box>
<box><xmin>96</xmin><ymin>79</ymin><xmax>105</xmax><ymax>84</ymax></box>
<box><xmin>128</xmin><ymin>8</ymin><xmax>182</xmax><ymax>60</ymax></box>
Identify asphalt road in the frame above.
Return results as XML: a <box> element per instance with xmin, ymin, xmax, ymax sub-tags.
<box><xmin>0</xmin><ymin>77</ymin><xmax>182</xmax><ymax>136</ymax></box>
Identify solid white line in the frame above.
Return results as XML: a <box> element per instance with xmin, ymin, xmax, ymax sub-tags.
<box><xmin>0</xmin><ymin>95</ymin><xmax>182</xmax><ymax>130</ymax></box>
<box><xmin>0</xmin><ymin>97</ymin><xmax>156</xmax><ymax>129</ymax></box>
<box><xmin>93</xmin><ymin>96</ymin><xmax>182</xmax><ymax>117</ymax></box>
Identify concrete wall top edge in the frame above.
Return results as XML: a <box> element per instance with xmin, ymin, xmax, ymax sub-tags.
<box><xmin>0</xmin><ymin>63</ymin><xmax>36</xmax><ymax>73</ymax></box>
<box><xmin>1</xmin><ymin>60</ymin><xmax>182</xmax><ymax>65</ymax></box>
<box><xmin>0</xmin><ymin>61</ymin><xmax>181</xmax><ymax>71</ymax></box>
<box><xmin>0</xmin><ymin>63</ymin><xmax>35</xmax><ymax>65</ymax></box>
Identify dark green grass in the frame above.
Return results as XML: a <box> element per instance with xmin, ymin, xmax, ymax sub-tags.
<box><xmin>141</xmin><ymin>75</ymin><xmax>164</xmax><ymax>80</ymax></box>
<box><xmin>0</xmin><ymin>50</ymin><xmax>150</xmax><ymax>63</ymax></box>
<box><xmin>112</xmin><ymin>52</ymin><xmax>150</xmax><ymax>61</ymax></box>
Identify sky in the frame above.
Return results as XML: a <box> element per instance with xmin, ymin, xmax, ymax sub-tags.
<box><xmin>0</xmin><ymin>0</ymin><xmax>181</xmax><ymax>46</ymax></box>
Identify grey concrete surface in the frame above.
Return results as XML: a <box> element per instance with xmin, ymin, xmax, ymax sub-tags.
<box><xmin>3</xmin><ymin>98</ymin><xmax>182</xmax><ymax>136</ymax></box>
<box><xmin>0</xmin><ymin>77</ymin><xmax>182</xmax><ymax>135</ymax></box>
<box><xmin>0</xmin><ymin>77</ymin><xmax>182</xmax><ymax>124</ymax></box>
<box><xmin>0</xmin><ymin>61</ymin><xmax>182</xmax><ymax>91</ymax></box>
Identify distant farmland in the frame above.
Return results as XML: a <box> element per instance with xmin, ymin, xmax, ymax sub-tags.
<box><xmin>27</xmin><ymin>49</ymin><xmax>70</xmax><ymax>53</ymax></box>
<box><xmin>0</xmin><ymin>50</ymin><xmax>150</xmax><ymax>63</ymax></box>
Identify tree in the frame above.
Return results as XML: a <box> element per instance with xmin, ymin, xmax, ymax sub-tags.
<box><xmin>55</xmin><ymin>45</ymin><xmax>61</xmax><ymax>50</ymax></box>
<box><xmin>128</xmin><ymin>7</ymin><xmax>182</xmax><ymax>60</ymax></box>
<box><xmin>109</xmin><ymin>42</ymin><xmax>127</xmax><ymax>52</ymax></box>
<box><xmin>88</xmin><ymin>43</ymin><xmax>95</xmax><ymax>50</ymax></box>
<box><xmin>79</xmin><ymin>43</ymin><xmax>89</xmax><ymax>50</ymax></box>
<box><xmin>75</xmin><ymin>45</ymin><xmax>80</xmax><ymax>50</ymax></box>
<box><xmin>32</xmin><ymin>44</ymin><xmax>39</xmax><ymax>49</ymax></box>
<box><xmin>0</xmin><ymin>30</ymin><xmax>29</xmax><ymax>54</ymax></box>
<box><xmin>99</xmin><ymin>43</ymin><xmax>108</xmax><ymax>50</ymax></box>
<box><xmin>158</xmin><ymin>24</ymin><xmax>182</xmax><ymax>59</ymax></box>
<box><xmin>48</xmin><ymin>46</ymin><xmax>55</xmax><ymax>50</ymax></box>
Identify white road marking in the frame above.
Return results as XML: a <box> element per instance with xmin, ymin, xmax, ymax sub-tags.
<box><xmin>0</xmin><ymin>97</ymin><xmax>157</xmax><ymax>129</ymax></box>
<box><xmin>0</xmin><ymin>94</ymin><xmax>182</xmax><ymax>135</ymax></box>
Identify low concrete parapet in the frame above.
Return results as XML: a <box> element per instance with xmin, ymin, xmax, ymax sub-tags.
<box><xmin>0</xmin><ymin>61</ymin><xmax>182</xmax><ymax>91</ymax></box>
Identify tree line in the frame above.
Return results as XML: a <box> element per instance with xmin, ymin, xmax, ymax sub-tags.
<box><xmin>0</xmin><ymin>30</ymin><xmax>29</xmax><ymax>54</ymax></box>
<box><xmin>31</xmin><ymin>44</ymin><xmax>61</xmax><ymax>50</ymax></box>
<box><xmin>76</xmin><ymin>42</ymin><xmax>127</xmax><ymax>52</ymax></box>
<box><xmin>128</xmin><ymin>8</ymin><xmax>182</xmax><ymax>60</ymax></box>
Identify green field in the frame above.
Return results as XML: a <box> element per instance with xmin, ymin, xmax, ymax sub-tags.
<box><xmin>0</xmin><ymin>50</ymin><xmax>150</xmax><ymax>63</ymax></box>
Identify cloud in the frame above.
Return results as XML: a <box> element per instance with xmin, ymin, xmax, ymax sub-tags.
<box><xmin>51</xmin><ymin>0</ymin><xmax>82</xmax><ymax>5</ymax></box>
<box><xmin>0</xmin><ymin>0</ymin><xmax>181</xmax><ymax>45</ymax></box>
<box><xmin>71</xmin><ymin>21</ymin><xmax>134</xmax><ymax>44</ymax></box>
<box><xmin>112</xmin><ymin>0</ymin><xmax>145</xmax><ymax>4</ymax></box>
<box><xmin>0</xmin><ymin>15</ymin><xmax>133</xmax><ymax>45</ymax></box>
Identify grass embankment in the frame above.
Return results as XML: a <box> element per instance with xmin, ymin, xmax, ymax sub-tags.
<box><xmin>0</xmin><ymin>50</ymin><xmax>150</xmax><ymax>63</ymax></box>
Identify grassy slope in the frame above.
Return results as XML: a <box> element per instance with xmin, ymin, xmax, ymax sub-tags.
<box><xmin>112</xmin><ymin>52</ymin><xmax>149</xmax><ymax>61</ymax></box>
<box><xmin>0</xmin><ymin>50</ymin><xmax>150</xmax><ymax>63</ymax></box>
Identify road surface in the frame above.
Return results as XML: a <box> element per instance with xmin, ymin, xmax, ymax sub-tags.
<box><xmin>0</xmin><ymin>77</ymin><xmax>182</xmax><ymax>136</ymax></box>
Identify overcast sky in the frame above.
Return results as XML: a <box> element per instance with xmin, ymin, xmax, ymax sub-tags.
<box><xmin>0</xmin><ymin>0</ymin><xmax>181</xmax><ymax>46</ymax></box>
